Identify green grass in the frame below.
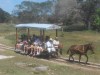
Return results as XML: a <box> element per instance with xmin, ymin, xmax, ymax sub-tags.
<box><xmin>0</xmin><ymin>23</ymin><xmax>100</xmax><ymax>75</ymax></box>
<box><xmin>0</xmin><ymin>50</ymin><xmax>100</xmax><ymax>75</ymax></box>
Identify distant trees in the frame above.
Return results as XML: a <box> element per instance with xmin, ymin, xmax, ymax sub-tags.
<box><xmin>0</xmin><ymin>8</ymin><xmax>11</xmax><ymax>23</ymax></box>
<box><xmin>79</xmin><ymin>0</ymin><xmax>100</xmax><ymax>30</ymax></box>
<box><xmin>49</xmin><ymin>0</ymin><xmax>83</xmax><ymax>31</ymax></box>
<box><xmin>54</xmin><ymin>0</ymin><xmax>100</xmax><ymax>30</ymax></box>
<box><xmin>12</xmin><ymin>1</ymin><xmax>53</xmax><ymax>23</ymax></box>
<box><xmin>57</xmin><ymin>0</ymin><xmax>77</xmax><ymax>23</ymax></box>
<box><xmin>93</xmin><ymin>8</ymin><xmax>100</xmax><ymax>31</ymax></box>
<box><xmin>0</xmin><ymin>0</ymin><xmax>99</xmax><ymax>31</ymax></box>
<box><xmin>12</xmin><ymin>0</ymin><xmax>100</xmax><ymax>31</ymax></box>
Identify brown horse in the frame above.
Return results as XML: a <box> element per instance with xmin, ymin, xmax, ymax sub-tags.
<box><xmin>67</xmin><ymin>43</ymin><xmax>94</xmax><ymax>63</ymax></box>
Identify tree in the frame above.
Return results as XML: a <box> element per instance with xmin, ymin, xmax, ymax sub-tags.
<box><xmin>79</xmin><ymin>0</ymin><xmax>100</xmax><ymax>30</ymax></box>
<box><xmin>49</xmin><ymin>0</ymin><xmax>78</xmax><ymax>24</ymax></box>
<box><xmin>13</xmin><ymin>1</ymin><xmax>53</xmax><ymax>23</ymax></box>
<box><xmin>93</xmin><ymin>8</ymin><xmax>100</xmax><ymax>31</ymax></box>
<box><xmin>0</xmin><ymin>8</ymin><xmax>11</xmax><ymax>23</ymax></box>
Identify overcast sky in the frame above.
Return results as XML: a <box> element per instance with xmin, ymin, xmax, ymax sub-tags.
<box><xmin>0</xmin><ymin>0</ymin><xmax>47</xmax><ymax>14</ymax></box>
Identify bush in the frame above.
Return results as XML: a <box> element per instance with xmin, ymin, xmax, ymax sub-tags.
<box><xmin>63</xmin><ymin>24</ymin><xmax>85</xmax><ymax>32</ymax></box>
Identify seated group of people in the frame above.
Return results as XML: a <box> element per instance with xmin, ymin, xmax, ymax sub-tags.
<box><xmin>15</xmin><ymin>34</ymin><xmax>61</xmax><ymax>56</ymax></box>
<box><xmin>16</xmin><ymin>35</ymin><xmax>44</xmax><ymax>56</ymax></box>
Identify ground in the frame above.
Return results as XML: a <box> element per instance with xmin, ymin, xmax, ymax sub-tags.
<box><xmin>0</xmin><ymin>23</ymin><xmax>100</xmax><ymax>75</ymax></box>
<box><xmin>0</xmin><ymin>43</ymin><xmax>100</xmax><ymax>75</ymax></box>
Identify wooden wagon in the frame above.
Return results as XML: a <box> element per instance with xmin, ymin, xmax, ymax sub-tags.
<box><xmin>15</xmin><ymin>23</ymin><xmax>61</xmax><ymax>58</ymax></box>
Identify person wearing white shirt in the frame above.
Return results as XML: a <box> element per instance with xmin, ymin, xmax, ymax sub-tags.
<box><xmin>45</xmin><ymin>38</ymin><xmax>55</xmax><ymax>53</ymax></box>
<box><xmin>53</xmin><ymin>37</ymin><xmax>60</xmax><ymax>50</ymax></box>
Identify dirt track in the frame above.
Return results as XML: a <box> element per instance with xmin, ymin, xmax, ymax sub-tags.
<box><xmin>0</xmin><ymin>43</ymin><xmax>100</xmax><ymax>72</ymax></box>
<box><xmin>0</xmin><ymin>43</ymin><xmax>15</xmax><ymax>51</ymax></box>
<box><xmin>38</xmin><ymin>58</ymin><xmax>100</xmax><ymax>72</ymax></box>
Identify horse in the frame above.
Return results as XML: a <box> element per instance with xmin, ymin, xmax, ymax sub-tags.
<box><xmin>67</xmin><ymin>43</ymin><xmax>94</xmax><ymax>63</ymax></box>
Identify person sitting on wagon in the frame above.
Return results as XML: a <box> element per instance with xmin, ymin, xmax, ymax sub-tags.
<box><xmin>45</xmin><ymin>38</ymin><xmax>56</xmax><ymax>53</ymax></box>
<box><xmin>36</xmin><ymin>44</ymin><xmax>44</xmax><ymax>55</ymax></box>
<box><xmin>53</xmin><ymin>37</ymin><xmax>60</xmax><ymax>50</ymax></box>
<box><xmin>15</xmin><ymin>39</ymin><xmax>23</xmax><ymax>51</ymax></box>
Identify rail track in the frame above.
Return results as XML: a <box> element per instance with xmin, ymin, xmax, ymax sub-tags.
<box><xmin>0</xmin><ymin>43</ymin><xmax>15</xmax><ymax>51</ymax></box>
<box><xmin>53</xmin><ymin>57</ymin><xmax>100</xmax><ymax>70</ymax></box>
<box><xmin>0</xmin><ymin>43</ymin><xmax>100</xmax><ymax>71</ymax></box>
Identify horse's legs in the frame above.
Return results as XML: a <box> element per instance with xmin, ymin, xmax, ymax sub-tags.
<box><xmin>69</xmin><ymin>53</ymin><xmax>74</xmax><ymax>61</ymax></box>
<box><xmin>79</xmin><ymin>54</ymin><xmax>81</xmax><ymax>63</ymax></box>
<box><xmin>71</xmin><ymin>54</ymin><xmax>74</xmax><ymax>61</ymax></box>
<box><xmin>85</xmin><ymin>54</ymin><xmax>88</xmax><ymax>64</ymax></box>
<box><xmin>68</xmin><ymin>54</ymin><xmax>71</xmax><ymax>61</ymax></box>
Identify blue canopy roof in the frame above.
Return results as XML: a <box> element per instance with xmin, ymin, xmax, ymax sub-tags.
<box><xmin>15</xmin><ymin>23</ymin><xmax>61</xmax><ymax>30</ymax></box>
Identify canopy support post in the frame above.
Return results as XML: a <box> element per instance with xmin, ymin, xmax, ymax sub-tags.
<box><xmin>56</xmin><ymin>29</ymin><xmax>58</xmax><ymax>37</ymax></box>
<box><xmin>28</xmin><ymin>28</ymin><xmax>30</xmax><ymax>41</ymax></box>
<box><xmin>16</xmin><ymin>28</ymin><xmax>18</xmax><ymax>44</ymax></box>
<box><xmin>40</xmin><ymin>29</ymin><xmax>42</xmax><ymax>36</ymax></box>
<box><xmin>43</xmin><ymin>29</ymin><xmax>45</xmax><ymax>42</ymax></box>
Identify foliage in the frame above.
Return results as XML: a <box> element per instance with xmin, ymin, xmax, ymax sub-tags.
<box><xmin>0</xmin><ymin>23</ymin><xmax>100</xmax><ymax>75</ymax></box>
<box><xmin>79</xmin><ymin>0</ymin><xmax>100</xmax><ymax>30</ymax></box>
<box><xmin>1</xmin><ymin>0</ymin><xmax>100</xmax><ymax>31</ymax></box>
<box><xmin>0</xmin><ymin>8</ymin><xmax>11</xmax><ymax>23</ymax></box>
<box><xmin>48</xmin><ymin>0</ymin><xmax>85</xmax><ymax>31</ymax></box>
<box><xmin>12</xmin><ymin>1</ymin><xmax>53</xmax><ymax>23</ymax></box>
<box><xmin>50</xmin><ymin>0</ymin><xmax>78</xmax><ymax>24</ymax></box>
<box><xmin>93</xmin><ymin>8</ymin><xmax>100</xmax><ymax>31</ymax></box>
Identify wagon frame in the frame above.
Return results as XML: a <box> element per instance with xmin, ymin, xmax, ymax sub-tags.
<box><xmin>15</xmin><ymin>23</ymin><xmax>61</xmax><ymax>58</ymax></box>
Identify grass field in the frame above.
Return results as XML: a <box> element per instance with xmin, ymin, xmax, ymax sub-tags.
<box><xmin>0</xmin><ymin>23</ymin><xmax>100</xmax><ymax>75</ymax></box>
<box><xmin>0</xmin><ymin>50</ymin><xmax>100</xmax><ymax>75</ymax></box>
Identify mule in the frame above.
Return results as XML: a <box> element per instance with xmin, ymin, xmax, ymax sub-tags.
<box><xmin>67</xmin><ymin>43</ymin><xmax>94</xmax><ymax>63</ymax></box>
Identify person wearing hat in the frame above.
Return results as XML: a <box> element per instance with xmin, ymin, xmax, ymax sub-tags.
<box><xmin>53</xmin><ymin>37</ymin><xmax>60</xmax><ymax>50</ymax></box>
<box><xmin>45</xmin><ymin>38</ymin><xmax>55</xmax><ymax>53</ymax></box>
<box><xmin>53</xmin><ymin>37</ymin><xmax>60</xmax><ymax>55</ymax></box>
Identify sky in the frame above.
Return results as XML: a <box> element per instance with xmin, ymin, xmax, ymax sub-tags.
<box><xmin>0</xmin><ymin>0</ymin><xmax>47</xmax><ymax>14</ymax></box>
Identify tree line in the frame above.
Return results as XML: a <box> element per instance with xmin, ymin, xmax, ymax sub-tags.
<box><xmin>0</xmin><ymin>0</ymin><xmax>100</xmax><ymax>31</ymax></box>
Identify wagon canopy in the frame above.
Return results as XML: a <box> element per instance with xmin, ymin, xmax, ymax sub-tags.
<box><xmin>15</xmin><ymin>23</ymin><xmax>61</xmax><ymax>30</ymax></box>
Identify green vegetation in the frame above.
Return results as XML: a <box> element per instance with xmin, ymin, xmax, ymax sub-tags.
<box><xmin>0</xmin><ymin>8</ymin><xmax>11</xmax><ymax>23</ymax></box>
<box><xmin>0</xmin><ymin>0</ymin><xmax>100</xmax><ymax>74</ymax></box>
<box><xmin>0</xmin><ymin>23</ymin><xmax>100</xmax><ymax>75</ymax></box>
<box><xmin>1</xmin><ymin>0</ymin><xmax>100</xmax><ymax>31</ymax></box>
<box><xmin>0</xmin><ymin>23</ymin><xmax>15</xmax><ymax>46</ymax></box>
<box><xmin>0</xmin><ymin>50</ymin><xmax>100</xmax><ymax>75</ymax></box>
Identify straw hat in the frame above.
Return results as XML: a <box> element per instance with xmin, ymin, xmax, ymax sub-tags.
<box><xmin>49</xmin><ymin>38</ymin><xmax>53</xmax><ymax>41</ymax></box>
<box><xmin>55</xmin><ymin>37</ymin><xmax>58</xmax><ymax>40</ymax></box>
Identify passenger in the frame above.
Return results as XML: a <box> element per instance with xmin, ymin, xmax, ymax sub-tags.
<box><xmin>23</xmin><ymin>40</ymin><xmax>28</xmax><ymax>45</ymax></box>
<box><xmin>33</xmin><ymin>44</ymin><xmax>38</xmax><ymax>56</ymax></box>
<box><xmin>15</xmin><ymin>39</ymin><xmax>23</xmax><ymax>51</ymax></box>
<box><xmin>53</xmin><ymin>37</ymin><xmax>60</xmax><ymax>50</ymax></box>
<box><xmin>29</xmin><ymin>43</ymin><xmax>34</xmax><ymax>55</ymax></box>
<box><xmin>31</xmin><ymin>34</ymin><xmax>37</xmax><ymax>42</ymax></box>
<box><xmin>53</xmin><ymin>37</ymin><xmax>63</xmax><ymax>55</ymax></box>
<box><xmin>23</xmin><ymin>41</ymin><xmax>29</xmax><ymax>53</ymax></box>
<box><xmin>37</xmin><ymin>45</ymin><xmax>44</xmax><ymax>55</ymax></box>
<box><xmin>45</xmin><ymin>36</ymin><xmax>50</xmax><ymax>42</ymax></box>
<box><xmin>32</xmin><ymin>44</ymin><xmax>43</xmax><ymax>56</ymax></box>
<box><xmin>34</xmin><ymin>36</ymin><xmax>41</xmax><ymax>46</ymax></box>
<box><xmin>45</xmin><ymin>38</ymin><xmax>56</xmax><ymax>53</ymax></box>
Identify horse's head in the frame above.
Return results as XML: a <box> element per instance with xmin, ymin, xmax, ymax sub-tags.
<box><xmin>87</xmin><ymin>43</ymin><xmax>95</xmax><ymax>54</ymax></box>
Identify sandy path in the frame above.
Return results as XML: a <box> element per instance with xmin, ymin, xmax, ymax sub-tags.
<box><xmin>0</xmin><ymin>43</ymin><xmax>15</xmax><ymax>59</ymax></box>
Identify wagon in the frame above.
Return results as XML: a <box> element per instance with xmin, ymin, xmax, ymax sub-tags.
<box><xmin>15</xmin><ymin>23</ymin><xmax>61</xmax><ymax>58</ymax></box>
